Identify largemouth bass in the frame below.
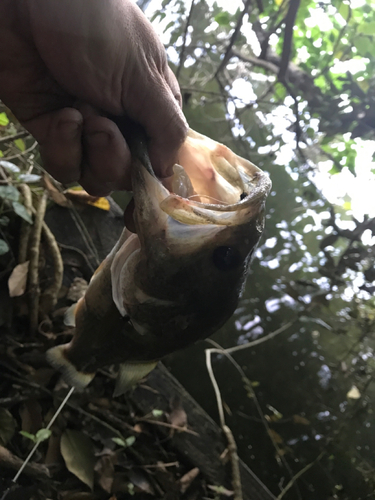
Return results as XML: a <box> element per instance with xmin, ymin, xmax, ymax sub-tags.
<box><xmin>47</xmin><ymin>129</ymin><xmax>271</xmax><ymax>395</ymax></box>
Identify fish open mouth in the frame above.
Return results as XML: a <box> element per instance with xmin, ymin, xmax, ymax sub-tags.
<box><xmin>158</xmin><ymin>129</ymin><xmax>271</xmax><ymax>226</ymax></box>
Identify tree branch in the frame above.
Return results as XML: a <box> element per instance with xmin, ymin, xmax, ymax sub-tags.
<box><xmin>214</xmin><ymin>0</ymin><xmax>252</xmax><ymax>78</ymax></box>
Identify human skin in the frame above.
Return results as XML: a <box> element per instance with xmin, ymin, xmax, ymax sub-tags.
<box><xmin>0</xmin><ymin>0</ymin><xmax>187</xmax><ymax>195</ymax></box>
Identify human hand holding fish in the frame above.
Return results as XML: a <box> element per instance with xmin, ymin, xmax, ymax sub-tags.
<box><xmin>0</xmin><ymin>0</ymin><xmax>272</xmax><ymax>395</ymax></box>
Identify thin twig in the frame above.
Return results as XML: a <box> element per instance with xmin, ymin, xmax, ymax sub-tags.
<box><xmin>0</xmin><ymin>130</ymin><xmax>30</xmax><ymax>145</ymax></box>
<box><xmin>136</xmin><ymin>417</ymin><xmax>199</xmax><ymax>436</ymax></box>
<box><xmin>214</xmin><ymin>0</ymin><xmax>252</xmax><ymax>79</ymax></box>
<box><xmin>214</xmin><ymin>320</ymin><xmax>295</xmax><ymax>355</ymax></box>
<box><xmin>205</xmin><ymin>349</ymin><xmax>242</xmax><ymax>500</ymax></box>
<box><xmin>28</xmin><ymin>191</ymin><xmax>47</xmax><ymax>333</ymax></box>
<box><xmin>176</xmin><ymin>0</ymin><xmax>195</xmax><ymax>79</ymax></box>
<box><xmin>277</xmin><ymin>451</ymin><xmax>325</xmax><ymax>499</ymax></box>
<box><xmin>4</xmin><ymin>140</ymin><xmax>38</xmax><ymax>161</ymax></box>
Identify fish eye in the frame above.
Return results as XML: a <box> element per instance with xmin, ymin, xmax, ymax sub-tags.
<box><xmin>212</xmin><ymin>246</ymin><xmax>242</xmax><ymax>271</ymax></box>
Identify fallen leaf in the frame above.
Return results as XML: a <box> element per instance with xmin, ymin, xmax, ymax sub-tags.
<box><xmin>267</xmin><ymin>429</ymin><xmax>283</xmax><ymax>444</ymax></box>
<box><xmin>8</xmin><ymin>261</ymin><xmax>29</xmax><ymax>297</ymax></box>
<box><xmin>95</xmin><ymin>454</ymin><xmax>117</xmax><ymax>493</ymax></box>
<box><xmin>65</xmin><ymin>188</ymin><xmax>110</xmax><ymax>211</ymax></box>
<box><xmin>43</xmin><ymin>174</ymin><xmax>71</xmax><ymax>207</ymax></box>
<box><xmin>67</xmin><ymin>277</ymin><xmax>88</xmax><ymax>302</ymax></box>
<box><xmin>180</xmin><ymin>467</ymin><xmax>199</xmax><ymax>494</ymax></box>
<box><xmin>347</xmin><ymin>385</ymin><xmax>361</xmax><ymax>400</ymax></box>
<box><xmin>169</xmin><ymin>397</ymin><xmax>187</xmax><ymax>429</ymax></box>
<box><xmin>127</xmin><ymin>469</ymin><xmax>155</xmax><ymax>496</ymax></box>
<box><xmin>0</xmin><ymin>408</ymin><xmax>16</xmax><ymax>445</ymax></box>
<box><xmin>61</xmin><ymin>429</ymin><xmax>95</xmax><ymax>490</ymax></box>
<box><xmin>87</xmin><ymin>198</ymin><xmax>111</xmax><ymax>211</ymax></box>
<box><xmin>292</xmin><ymin>415</ymin><xmax>310</xmax><ymax>426</ymax></box>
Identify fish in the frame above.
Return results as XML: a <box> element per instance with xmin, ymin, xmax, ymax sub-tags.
<box><xmin>47</xmin><ymin>128</ymin><xmax>271</xmax><ymax>395</ymax></box>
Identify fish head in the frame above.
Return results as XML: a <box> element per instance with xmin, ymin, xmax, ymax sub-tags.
<box><xmin>111</xmin><ymin>129</ymin><xmax>271</xmax><ymax>353</ymax></box>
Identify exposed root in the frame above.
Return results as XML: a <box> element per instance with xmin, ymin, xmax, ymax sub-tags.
<box><xmin>17</xmin><ymin>184</ymin><xmax>33</xmax><ymax>264</ymax></box>
<box><xmin>39</xmin><ymin>220</ymin><xmax>64</xmax><ymax>319</ymax></box>
<box><xmin>28</xmin><ymin>192</ymin><xmax>47</xmax><ymax>333</ymax></box>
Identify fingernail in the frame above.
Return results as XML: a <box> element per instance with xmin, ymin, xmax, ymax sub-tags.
<box><xmin>58</xmin><ymin>120</ymin><xmax>81</xmax><ymax>139</ymax></box>
<box><xmin>86</xmin><ymin>131</ymin><xmax>111</xmax><ymax>148</ymax></box>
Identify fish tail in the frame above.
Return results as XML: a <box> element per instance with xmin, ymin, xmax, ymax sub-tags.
<box><xmin>46</xmin><ymin>345</ymin><xmax>95</xmax><ymax>390</ymax></box>
<box><xmin>113</xmin><ymin>361</ymin><xmax>158</xmax><ymax>397</ymax></box>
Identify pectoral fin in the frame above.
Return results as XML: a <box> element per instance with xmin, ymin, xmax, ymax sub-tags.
<box><xmin>113</xmin><ymin>361</ymin><xmax>158</xmax><ymax>397</ymax></box>
<box><xmin>46</xmin><ymin>345</ymin><xmax>95</xmax><ymax>390</ymax></box>
<box><xmin>64</xmin><ymin>303</ymin><xmax>78</xmax><ymax>327</ymax></box>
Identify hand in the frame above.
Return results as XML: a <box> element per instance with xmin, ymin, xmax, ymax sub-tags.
<box><xmin>0</xmin><ymin>0</ymin><xmax>187</xmax><ymax>195</ymax></box>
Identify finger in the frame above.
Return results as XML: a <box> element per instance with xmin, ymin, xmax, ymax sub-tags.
<box><xmin>165</xmin><ymin>67</ymin><xmax>183</xmax><ymax>108</ymax></box>
<box><xmin>79</xmin><ymin>116</ymin><xmax>132</xmax><ymax>196</ymax></box>
<box><xmin>129</xmin><ymin>71</ymin><xmax>188</xmax><ymax>179</ymax></box>
<box><xmin>29</xmin><ymin>108</ymin><xmax>84</xmax><ymax>184</ymax></box>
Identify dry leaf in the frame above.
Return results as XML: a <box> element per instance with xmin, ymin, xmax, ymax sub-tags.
<box><xmin>169</xmin><ymin>397</ymin><xmax>187</xmax><ymax>429</ymax></box>
<box><xmin>292</xmin><ymin>415</ymin><xmax>310</xmax><ymax>426</ymax></box>
<box><xmin>180</xmin><ymin>467</ymin><xmax>199</xmax><ymax>494</ymax></box>
<box><xmin>43</xmin><ymin>174</ymin><xmax>71</xmax><ymax>207</ymax></box>
<box><xmin>64</xmin><ymin>188</ymin><xmax>110</xmax><ymax>211</ymax></box>
<box><xmin>67</xmin><ymin>277</ymin><xmax>88</xmax><ymax>302</ymax></box>
<box><xmin>127</xmin><ymin>469</ymin><xmax>155</xmax><ymax>496</ymax></box>
<box><xmin>8</xmin><ymin>261</ymin><xmax>29</xmax><ymax>297</ymax></box>
<box><xmin>347</xmin><ymin>385</ymin><xmax>361</xmax><ymax>399</ymax></box>
<box><xmin>61</xmin><ymin>429</ymin><xmax>95</xmax><ymax>490</ymax></box>
<box><xmin>87</xmin><ymin>198</ymin><xmax>111</xmax><ymax>211</ymax></box>
<box><xmin>95</xmin><ymin>454</ymin><xmax>117</xmax><ymax>493</ymax></box>
<box><xmin>267</xmin><ymin>429</ymin><xmax>284</xmax><ymax>444</ymax></box>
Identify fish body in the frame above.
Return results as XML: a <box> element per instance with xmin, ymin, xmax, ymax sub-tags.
<box><xmin>47</xmin><ymin>129</ymin><xmax>271</xmax><ymax>394</ymax></box>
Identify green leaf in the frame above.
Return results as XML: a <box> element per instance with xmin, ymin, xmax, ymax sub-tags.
<box><xmin>338</xmin><ymin>3</ymin><xmax>350</xmax><ymax>20</ymax></box>
<box><xmin>12</xmin><ymin>202</ymin><xmax>32</xmax><ymax>224</ymax></box>
<box><xmin>0</xmin><ymin>408</ymin><xmax>16</xmax><ymax>445</ymax></box>
<box><xmin>14</xmin><ymin>138</ymin><xmax>25</xmax><ymax>152</ymax></box>
<box><xmin>164</xmin><ymin>20</ymin><xmax>175</xmax><ymax>32</ymax></box>
<box><xmin>19</xmin><ymin>430</ymin><xmax>37</xmax><ymax>443</ymax></box>
<box><xmin>0</xmin><ymin>112</ymin><xmax>9</xmax><ymax>126</ymax></box>
<box><xmin>0</xmin><ymin>160</ymin><xmax>20</xmax><ymax>173</ymax></box>
<box><xmin>112</xmin><ymin>435</ymin><xmax>136</xmax><ymax>448</ymax></box>
<box><xmin>358</xmin><ymin>21</ymin><xmax>375</xmax><ymax>35</ymax></box>
<box><xmin>18</xmin><ymin>173</ymin><xmax>41</xmax><ymax>183</ymax></box>
<box><xmin>214</xmin><ymin>11</ymin><xmax>231</xmax><ymax>26</ymax></box>
<box><xmin>61</xmin><ymin>429</ymin><xmax>95</xmax><ymax>490</ymax></box>
<box><xmin>0</xmin><ymin>185</ymin><xmax>19</xmax><ymax>202</ymax></box>
<box><xmin>354</xmin><ymin>36</ymin><xmax>370</xmax><ymax>56</ymax></box>
<box><xmin>36</xmin><ymin>428</ymin><xmax>52</xmax><ymax>443</ymax></box>
<box><xmin>152</xmin><ymin>409</ymin><xmax>164</xmax><ymax>417</ymax></box>
<box><xmin>0</xmin><ymin>239</ymin><xmax>9</xmax><ymax>255</ymax></box>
